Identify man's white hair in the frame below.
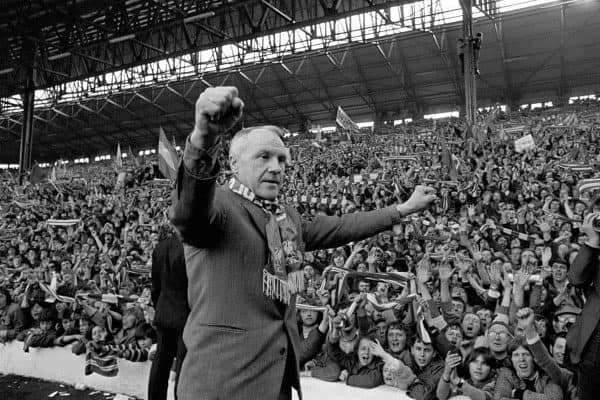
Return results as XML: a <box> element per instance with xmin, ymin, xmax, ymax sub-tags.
<box><xmin>228</xmin><ymin>125</ymin><xmax>286</xmax><ymax>161</ymax></box>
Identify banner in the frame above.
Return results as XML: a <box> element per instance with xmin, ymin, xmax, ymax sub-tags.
<box><xmin>514</xmin><ymin>134</ymin><xmax>535</xmax><ymax>153</ymax></box>
<box><xmin>158</xmin><ymin>127</ymin><xmax>179</xmax><ymax>180</ymax></box>
<box><xmin>115</xmin><ymin>143</ymin><xmax>123</xmax><ymax>169</ymax></box>
<box><xmin>562</xmin><ymin>113</ymin><xmax>578</xmax><ymax>127</ymax></box>
<box><xmin>336</xmin><ymin>106</ymin><xmax>359</xmax><ymax>133</ymax></box>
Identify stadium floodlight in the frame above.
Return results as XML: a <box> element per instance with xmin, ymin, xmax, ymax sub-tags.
<box><xmin>48</xmin><ymin>52</ymin><xmax>71</xmax><ymax>61</ymax></box>
<box><xmin>183</xmin><ymin>12</ymin><xmax>215</xmax><ymax>24</ymax></box>
<box><xmin>109</xmin><ymin>33</ymin><xmax>136</xmax><ymax>44</ymax></box>
<box><xmin>0</xmin><ymin>67</ymin><xmax>14</xmax><ymax>75</ymax></box>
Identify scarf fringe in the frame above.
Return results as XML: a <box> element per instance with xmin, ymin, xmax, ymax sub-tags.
<box><xmin>264</xmin><ymin>269</ymin><xmax>302</xmax><ymax>304</ymax></box>
<box><xmin>287</xmin><ymin>270</ymin><xmax>305</xmax><ymax>296</ymax></box>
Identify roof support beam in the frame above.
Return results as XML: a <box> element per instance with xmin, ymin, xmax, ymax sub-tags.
<box><xmin>493</xmin><ymin>17</ymin><xmax>515</xmax><ymax>104</ymax></box>
<box><xmin>429</xmin><ymin>30</ymin><xmax>463</xmax><ymax>106</ymax></box>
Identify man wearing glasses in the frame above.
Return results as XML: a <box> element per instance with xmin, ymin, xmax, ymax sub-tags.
<box><xmin>486</xmin><ymin>320</ymin><xmax>513</xmax><ymax>369</ymax></box>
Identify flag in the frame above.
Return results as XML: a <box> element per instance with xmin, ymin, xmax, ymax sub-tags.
<box><xmin>336</xmin><ymin>106</ymin><xmax>359</xmax><ymax>135</ymax></box>
<box><xmin>315</xmin><ymin>125</ymin><xmax>322</xmax><ymax>142</ymax></box>
<box><xmin>498</xmin><ymin>124</ymin><xmax>507</xmax><ymax>141</ymax></box>
<box><xmin>158</xmin><ymin>127</ymin><xmax>179</xmax><ymax>180</ymax></box>
<box><xmin>562</xmin><ymin>113</ymin><xmax>578</xmax><ymax>127</ymax></box>
<box><xmin>417</xmin><ymin>316</ymin><xmax>432</xmax><ymax>344</ymax></box>
<box><xmin>50</xmin><ymin>166</ymin><xmax>57</xmax><ymax>182</ymax></box>
<box><xmin>29</xmin><ymin>165</ymin><xmax>47</xmax><ymax>184</ymax></box>
<box><xmin>115</xmin><ymin>143</ymin><xmax>123</xmax><ymax>169</ymax></box>
<box><xmin>441</xmin><ymin>142</ymin><xmax>458</xmax><ymax>181</ymax></box>
<box><xmin>128</xmin><ymin>145</ymin><xmax>140</xmax><ymax>168</ymax></box>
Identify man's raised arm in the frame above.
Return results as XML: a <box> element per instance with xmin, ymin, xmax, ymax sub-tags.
<box><xmin>169</xmin><ymin>87</ymin><xmax>244</xmax><ymax>244</ymax></box>
<box><xmin>302</xmin><ymin>185</ymin><xmax>437</xmax><ymax>251</ymax></box>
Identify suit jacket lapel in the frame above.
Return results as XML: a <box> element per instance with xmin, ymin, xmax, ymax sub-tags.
<box><xmin>241</xmin><ymin>201</ymin><xmax>268</xmax><ymax>241</ymax></box>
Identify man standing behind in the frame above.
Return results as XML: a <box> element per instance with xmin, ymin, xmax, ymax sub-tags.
<box><xmin>567</xmin><ymin>212</ymin><xmax>600</xmax><ymax>400</ymax></box>
<box><xmin>148</xmin><ymin>228</ymin><xmax>189</xmax><ymax>400</ymax></box>
<box><xmin>170</xmin><ymin>86</ymin><xmax>437</xmax><ymax>400</ymax></box>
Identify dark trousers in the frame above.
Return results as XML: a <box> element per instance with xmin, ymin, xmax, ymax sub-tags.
<box><xmin>148</xmin><ymin>327</ymin><xmax>186</xmax><ymax>400</ymax></box>
<box><xmin>577</xmin><ymin>324</ymin><xmax>600</xmax><ymax>400</ymax></box>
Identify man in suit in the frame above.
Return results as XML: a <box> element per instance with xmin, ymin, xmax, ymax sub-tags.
<box><xmin>567</xmin><ymin>211</ymin><xmax>600</xmax><ymax>400</ymax></box>
<box><xmin>170</xmin><ymin>86</ymin><xmax>437</xmax><ymax>400</ymax></box>
<box><xmin>148</xmin><ymin>228</ymin><xmax>189</xmax><ymax>400</ymax></box>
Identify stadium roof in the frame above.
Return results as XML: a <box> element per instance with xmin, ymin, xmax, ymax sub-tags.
<box><xmin>0</xmin><ymin>0</ymin><xmax>599</xmax><ymax>163</ymax></box>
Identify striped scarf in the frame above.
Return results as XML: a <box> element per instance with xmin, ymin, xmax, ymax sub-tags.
<box><xmin>499</xmin><ymin>226</ymin><xmax>538</xmax><ymax>242</ymax></box>
<box><xmin>85</xmin><ymin>345</ymin><xmax>119</xmax><ymax>377</ymax></box>
<box><xmin>228</xmin><ymin>177</ymin><xmax>304</xmax><ymax>304</ymax></box>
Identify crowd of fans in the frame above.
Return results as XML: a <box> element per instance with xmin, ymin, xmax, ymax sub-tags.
<box><xmin>1</xmin><ymin>98</ymin><xmax>599</xmax><ymax>400</ymax></box>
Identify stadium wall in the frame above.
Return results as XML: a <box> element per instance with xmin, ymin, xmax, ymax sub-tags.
<box><xmin>0</xmin><ymin>341</ymin><xmax>409</xmax><ymax>400</ymax></box>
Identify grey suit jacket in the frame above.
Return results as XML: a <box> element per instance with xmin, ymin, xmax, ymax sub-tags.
<box><xmin>567</xmin><ymin>243</ymin><xmax>600</xmax><ymax>364</ymax></box>
<box><xmin>170</xmin><ymin>140</ymin><xmax>403</xmax><ymax>400</ymax></box>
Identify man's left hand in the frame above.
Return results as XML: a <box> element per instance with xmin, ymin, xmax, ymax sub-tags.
<box><xmin>397</xmin><ymin>185</ymin><xmax>437</xmax><ymax>216</ymax></box>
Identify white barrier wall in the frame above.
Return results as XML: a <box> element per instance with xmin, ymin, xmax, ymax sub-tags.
<box><xmin>0</xmin><ymin>341</ymin><xmax>410</xmax><ymax>400</ymax></box>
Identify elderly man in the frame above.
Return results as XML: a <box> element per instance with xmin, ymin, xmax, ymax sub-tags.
<box><xmin>170</xmin><ymin>86</ymin><xmax>437</xmax><ymax>400</ymax></box>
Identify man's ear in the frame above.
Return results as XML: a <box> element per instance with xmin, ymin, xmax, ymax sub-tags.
<box><xmin>229</xmin><ymin>155</ymin><xmax>238</xmax><ymax>174</ymax></box>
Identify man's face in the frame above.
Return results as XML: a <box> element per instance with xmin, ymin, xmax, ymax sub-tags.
<box><xmin>387</xmin><ymin>328</ymin><xmax>407</xmax><ymax>353</ymax></box>
<box><xmin>358</xmin><ymin>281</ymin><xmax>370</xmax><ymax>293</ymax></box>
<box><xmin>511</xmin><ymin>346</ymin><xmax>534</xmax><ymax>379</ymax></box>
<box><xmin>231</xmin><ymin>130</ymin><xmax>289</xmax><ymax>200</ymax></box>
<box><xmin>451</xmin><ymin>300</ymin><xmax>465</xmax><ymax>317</ymax></box>
<box><xmin>299</xmin><ymin>309</ymin><xmax>318</xmax><ymax>327</ymax></box>
<box><xmin>79</xmin><ymin>320</ymin><xmax>90</xmax><ymax>335</ymax></box>
<box><xmin>40</xmin><ymin>320</ymin><xmax>53</xmax><ymax>331</ymax></box>
<box><xmin>445</xmin><ymin>327</ymin><xmax>463</xmax><ymax>346</ymax></box>
<box><xmin>411</xmin><ymin>341</ymin><xmax>434</xmax><ymax>368</ymax></box>
<box><xmin>552</xmin><ymin>337</ymin><xmax>566</xmax><ymax>366</ymax></box>
<box><xmin>551</xmin><ymin>263</ymin><xmax>568</xmax><ymax>282</ymax></box>
<box><xmin>488</xmin><ymin>324</ymin><xmax>510</xmax><ymax>353</ymax></box>
<box><xmin>510</xmin><ymin>248</ymin><xmax>522</xmax><ymax>264</ymax></box>
<box><xmin>357</xmin><ymin>338</ymin><xmax>374</xmax><ymax>366</ymax></box>
<box><xmin>376</xmin><ymin>321</ymin><xmax>387</xmax><ymax>343</ymax></box>
<box><xmin>462</xmin><ymin>313</ymin><xmax>481</xmax><ymax>338</ymax></box>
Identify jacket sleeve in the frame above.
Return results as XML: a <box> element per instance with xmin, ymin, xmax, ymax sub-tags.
<box><xmin>408</xmin><ymin>378</ymin><xmax>437</xmax><ymax>400</ymax></box>
<box><xmin>327</xmin><ymin>340</ymin><xmax>354</xmax><ymax>372</ymax></box>
<box><xmin>523</xmin><ymin>381</ymin><xmax>564</xmax><ymax>400</ymax></box>
<box><xmin>493</xmin><ymin>368</ymin><xmax>518</xmax><ymax>400</ymax></box>
<box><xmin>151</xmin><ymin>244</ymin><xmax>161</xmax><ymax>307</ymax></box>
<box><xmin>529</xmin><ymin>339</ymin><xmax>567</xmax><ymax>389</ymax></box>
<box><xmin>302</xmin><ymin>206</ymin><xmax>403</xmax><ymax>251</ymax></box>
<box><xmin>29</xmin><ymin>332</ymin><xmax>57</xmax><ymax>348</ymax></box>
<box><xmin>71</xmin><ymin>339</ymin><xmax>87</xmax><ymax>355</ymax></box>
<box><xmin>169</xmin><ymin>137</ymin><xmax>225</xmax><ymax>247</ymax></box>
<box><xmin>346</xmin><ymin>366</ymin><xmax>383</xmax><ymax>388</ymax></box>
<box><xmin>568</xmin><ymin>244</ymin><xmax>599</xmax><ymax>288</ymax></box>
<box><xmin>5</xmin><ymin>304</ymin><xmax>26</xmax><ymax>340</ymax></box>
<box><xmin>299</xmin><ymin>328</ymin><xmax>326</xmax><ymax>367</ymax></box>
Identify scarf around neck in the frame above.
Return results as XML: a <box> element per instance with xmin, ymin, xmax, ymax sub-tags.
<box><xmin>228</xmin><ymin>177</ymin><xmax>304</xmax><ymax>304</ymax></box>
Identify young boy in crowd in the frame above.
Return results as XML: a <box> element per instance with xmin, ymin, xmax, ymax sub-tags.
<box><xmin>72</xmin><ymin>316</ymin><xmax>93</xmax><ymax>355</ymax></box>
<box><xmin>22</xmin><ymin>309</ymin><xmax>57</xmax><ymax>351</ymax></box>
